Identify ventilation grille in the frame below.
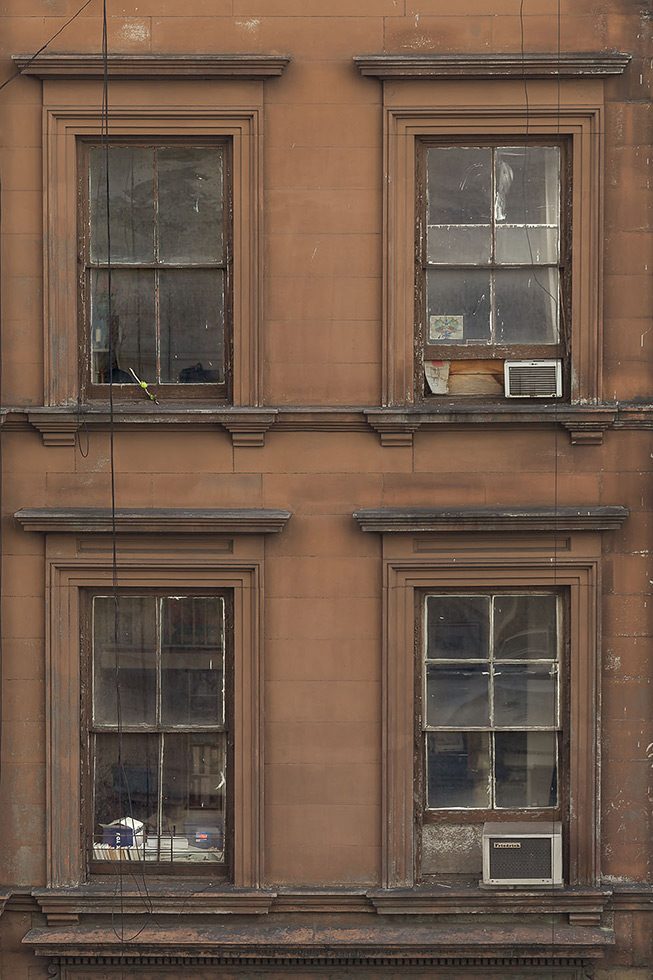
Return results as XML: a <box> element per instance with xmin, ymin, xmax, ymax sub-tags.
<box><xmin>504</xmin><ymin>359</ymin><xmax>562</xmax><ymax>398</ymax></box>
<box><xmin>482</xmin><ymin>822</ymin><xmax>563</xmax><ymax>886</ymax></box>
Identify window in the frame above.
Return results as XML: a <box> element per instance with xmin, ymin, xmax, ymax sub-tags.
<box><xmin>81</xmin><ymin>141</ymin><xmax>231</xmax><ymax>399</ymax></box>
<box><xmin>356</xmin><ymin>55</ymin><xmax>626</xmax><ymax>408</ymax></box>
<box><xmin>352</xmin><ymin>505</ymin><xmax>627</xmax><ymax>889</ymax></box>
<box><xmin>418</xmin><ymin>144</ymin><xmax>568</xmax><ymax>398</ymax></box>
<box><xmin>16</xmin><ymin>506</ymin><xmax>291</xmax><ymax>889</ymax></box>
<box><xmin>88</xmin><ymin>592</ymin><xmax>232</xmax><ymax>872</ymax></box>
<box><xmin>30</xmin><ymin>54</ymin><xmax>290</xmax><ymax>412</ymax></box>
<box><xmin>421</xmin><ymin>592</ymin><xmax>562</xmax><ymax>814</ymax></box>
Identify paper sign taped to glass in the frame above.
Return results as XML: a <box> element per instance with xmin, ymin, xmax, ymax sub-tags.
<box><xmin>429</xmin><ymin>314</ymin><xmax>463</xmax><ymax>342</ymax></box>
<box><xmin>424</xmin><ymin>360</ymin><xmax>450</xmax><ymax>395</ymax></box>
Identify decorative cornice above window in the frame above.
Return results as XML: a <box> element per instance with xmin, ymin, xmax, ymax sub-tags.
<box><xmin>15</xmin><ymin>508</ymin><xmax>291</xmax><ymax>535</ymax></box>
<box><xmin>353</xmin><ymin>52</ymin><xmax>631</xmax><ymax>80</ymax></box>
<box><xmin>353</xmin><ymin>506</ymin><xmax>628</xmax><ymax>534</ymax></box>
<box><xmin>13</xmin><ymin>53</ymin><xmax>291</xmax><ymax>80</ymax></box>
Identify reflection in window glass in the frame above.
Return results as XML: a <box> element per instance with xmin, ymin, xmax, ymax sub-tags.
<box><xmin>427</xmin><ymin>732</ymin><xmax>491</xmax><ymax>808</ymax></box>
<box><xmin>495</xmin><ymin>731</ymin><xmax>558</xmax><ymax>808</ymax></box>
<box><xmin>423</xmin><ymin>593</ymin><xmax>560</xmax><ymax>810</ymax></box>
<box><xmin>91</xmin><ymin>593</ymin><xmax>228</xmax><ymax>865</ymax></box>
<box><xmin>423</xmin><ymin>144</ymin><xmax>562</xmax><ymax>352</ymax></box>
<box><xmin>87</xmin><ymin>143</ymin><xmax>227</xmax><ymax>388</ymax></box>
<box><xmin>426</xmin><ymin>595</ymin><xmax>489</xmax><ymax>660</ymax></box>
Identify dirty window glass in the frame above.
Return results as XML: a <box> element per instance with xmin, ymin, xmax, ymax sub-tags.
<box><xmin>424</xmin><ymin>144</ymin><xmax>561</xmax><ymax>349</ymax></box>
<box><xmin>423</xmin><ymin>592</ymin><xmax>561</xmax><ymax>810</ymax></box>
<box><xmin>91</xmin><ymin>593</ymin><xmax>228</xmax><ymax>867</ymax></box>
<box><xmin>86</xmin><ymin>143</ymin><xmax>228</xmax><ymax>391</ymax></box>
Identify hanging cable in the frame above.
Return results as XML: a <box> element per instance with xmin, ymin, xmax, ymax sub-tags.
<box><xmin>0</xmin><ymin>0</ymin><xmax>97</xmax><ymax>95</ymax></box>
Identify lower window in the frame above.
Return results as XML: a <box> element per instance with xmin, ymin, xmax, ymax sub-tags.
<box><xmin>87</xmin><ymin>591</ymin><xmax>232</xmax><ymax>872</ymax></box>
<box><xmin>421</xmin><ymin>591</ymin><xmax>564</xmax><ymax>818</ymax></box>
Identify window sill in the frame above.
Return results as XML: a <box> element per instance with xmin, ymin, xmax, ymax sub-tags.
<box><xmin>2</xmin><ymin>401</ymin><xmax>651</xmax><ymax>448</ymax></box>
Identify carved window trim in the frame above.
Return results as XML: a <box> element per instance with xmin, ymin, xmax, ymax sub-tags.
<box><xmin>353</xmin><ymin>55</ymin><xmax>630</xmax><ymax>408</ymax></box>
<box><xmin>15</xmin><ymin>507</ymin><xmax>293</xmax><ymax>889</ymax></box>
<box><xmin>34</xmin><ymin>61</ymin><xmax>287</xmax><ymax>409</ymax></box>
<box><xmin>353</xmin><ymin>508</ymin><xmax>629</xmax><ymax>890</ymax></box>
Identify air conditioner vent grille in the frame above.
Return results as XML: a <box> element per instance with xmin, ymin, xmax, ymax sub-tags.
<box><xmin>504</xmin><ymin>359</ymin><xmax>562</xmax><ymax>398</ymax></box>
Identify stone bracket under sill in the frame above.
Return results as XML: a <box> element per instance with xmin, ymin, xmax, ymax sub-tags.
<box><xmin>26</xmin><ymin>408</ymin><xmax>279</xmax><ymax>448</ymax></box>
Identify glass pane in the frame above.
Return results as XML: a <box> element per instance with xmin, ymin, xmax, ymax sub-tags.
<box><xmin>494</xmin><ymin>594</ymin><xmax>558</xmax><ymax>660</ymax></box>
<box><xmin>494</xmin><ymin>267</ymin><xmax>560</xmax><ymax>344</ymax></box>
<box><xmin>156</xmin><ymin>733</ymin><xmax>226</xmax><ymax>863</ymax></box>
<box><xmin>426</xmin><ymin>269</ymin><xmax>491</xmax><ymax>343</ymax></box>
<box><xmin>159</xmin><ymin>269</ymin><xmax>225</xmax><ymax>383</ymax></box>
<box><xmin>426</xmin><ymin>664</ymin><xmax>489</xmax><ymax>727</ymax></box>
<box><xmin>427</xmin><ymin>147</ymin><xmax>492</xmax><ymax>224</ymax></box>
<box><xmin>161</xmin><ymin>596</ymin><xmax>225</xmax><ymax>727</ymax></box>
<box><xmin>495</xmin><ymin>731</ymin><xmax>558</xmax><ymax>807</ymax></box>
<box><xmin>90</xmin><ymin>269</ymin><xmax>156</xmax><ymax>384</ymax></box>
<box><xmin>427</xmin><ymin>225</ymin><xmax>491</xmax><ymax>264</ymax></box>
<box><xmin>158</xmin><ymin>146</ymin><xmax>225</xmax><ymax>264</ymax></box>
<box><xmin>494</xmin><ymin>664</ymin><xmax>557</xmax><ymax>728</ymax></box>
<box><xmin>93</xmin><ymin>733</ymin><xmax>159</xmax><ymax>860</ymax></box>
<box><xmin>495</xmin><ymin>146</ymin><xmax>560</xmax><ymax>225</ymax></box>
<box><xmin>426</xmin><ymin>595</ymin><xmax>489</xmax><ymax>660</ymax></box>
<box><xmin>496</xmin><ymin>225</ymin><xmax>559</xmax><ymax>265</ymax></box>
<box><xmin>89</xmin><ymin>146</ymin><xmax>155</xmax><ymax>264</ymax></box>
<box><xmin>426</xmin><ymin>731</ymin><xmax>490</xmax><ymax>808</ymax></box>
<box><xmin>93</xmin><ymin>596</ymin><xmax>156</xmax><ymax>727</ymax></box>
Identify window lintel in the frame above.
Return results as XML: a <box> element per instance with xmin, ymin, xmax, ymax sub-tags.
<box><xmin>13</xmin><ymin>52</ymin><xmax>291</xmax><ymax>80</ymax></box>
<box><xmin>15</xmin><ymin>507</ymin><xmax>292</xmax><ymax>535</ymax></box>
<box><xmin>353</xmin><ymin>506</ymin><xmax>628</xmax><ymax>534</ymax></box>
<box><xmin>353</xmin><ymin>52</ymin><xmax>631</xmax><ymax>80</ymax></box>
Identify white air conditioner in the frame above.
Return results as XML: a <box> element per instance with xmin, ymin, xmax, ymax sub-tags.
<box><xmin>482</xmin><ymin>822</ymin><xmax>563</xmax><ymax>887</ymax></box>
<box><xmin>504</xmin><ymin>359</ymin><xmax>562</xmax><ymax>398</ymax></box>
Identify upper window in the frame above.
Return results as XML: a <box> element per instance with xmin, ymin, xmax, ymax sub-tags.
<box><xmin>418</xmin><ymin>143</ymin><xmax>568</xmax><ymax>398</ymax></box>
<box><xmin>80</xmin><ymin>141</ymin><xmax>231</xmax><ymax>400</ymax></box>
<box><xmin>421</xmin><ymin>592</ymin><xmax>562</xmax><ymax>815</ymax></box>
<box><xmin>87</xmin><ymin>592</ymin><xmax>231</xmax><ymax>873</ymax></box>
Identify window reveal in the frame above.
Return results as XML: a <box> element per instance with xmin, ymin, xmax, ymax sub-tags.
<box><xmin>90</xmin><ymin>593</ymin><xmax>229</xmax><ymax>867</ymax></box>
<box><xmin>422</xmin><ymin>593</ymin><xmax>561</xmax><ymax>811</ymax></box>
<box><xmin>83</xmin><ymin>143</ymin><xmax>230</xmax><ymax>395</ymax></box>
<box><xmin>419</xmin><ymin>144</ymin><xmax>566</xmax><ymax>398</ymax></box>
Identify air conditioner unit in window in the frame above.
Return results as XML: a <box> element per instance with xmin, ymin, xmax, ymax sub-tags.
<box><xmin>504</xmin><ymin>359</ymin><xmax>562</xmax><ymax>398</ymax></box>
<box><xmin>482</xmin><ymin>822</ymin><xmax>563</xmax><ymax>887</ymax></box>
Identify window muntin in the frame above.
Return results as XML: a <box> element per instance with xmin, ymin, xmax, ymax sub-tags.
<box><xmin>422</xmin><ymin>592</ymin><xmax>561</xmax><ymax>812</ymax></box>
<box><xmin>89</xmin><ymin>593</ymin><xmax>229</xmax><ymax>868</ymax></box>
<box><xmin>82</xmin><ymin>142</ymin><xmax>230</xmax><ymax>398</ymax></box>
<box><xmin>418</xmin><ymin>142</ymin><xmax>568</xmax><ymax>399</ymax></box>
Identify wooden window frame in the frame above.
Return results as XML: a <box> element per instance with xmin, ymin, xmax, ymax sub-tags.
<box><xmin>415</xmin><ymin>588</ymin><xmax>568</xmax><ymax>835</ymax></box>
<box><xmin>42</xmin><ymin>92</ymin><xmax>263</xmax><ymax>408</ymax></box>
<box><xmin>78</xmin><ymin>138</ymin><xmax>233</xmax><ymax>403</ymax></box>
<box><xmin>41</xmin><ymin>533</ymin><xmax>266</xmax><ymax>889</ymax></box>
<box><xmin>380</xmin><ymin>81</ymin><xmax>605</xmax><ymax>407</ymax></box>
<box><xmin>416</xmin><ymin>139</ymin><xmax>572</xmax><ymax>390</ymax></box>
<box><xmin>82</xmin><ymin>588</ymin><xmax>234</xmax><ymax>878</ymax></box>
<box><xmin>375</xmin><ymin>525</ymin><xmax>603</xmax><ymax>890</ymax></box>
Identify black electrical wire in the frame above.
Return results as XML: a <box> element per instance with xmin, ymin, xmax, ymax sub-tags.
<box><xmin>0</xmin><ymin>0</ymin><xmax>97</xmax><ymax>95</ymax></box>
